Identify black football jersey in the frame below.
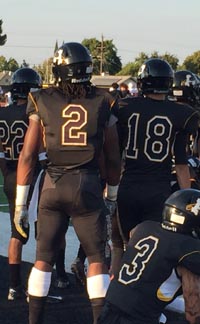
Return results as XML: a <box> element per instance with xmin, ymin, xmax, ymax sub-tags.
<box><xmin>106</xmin><ymin>220</ymin><xmax>200</xmax><ymax>323</ymax></box>
<box><xmin>0</xmin><ymin>103</ymin><xmax>28</xmax><ymax>169</ymax></box>
<box><xmin>27</xmin><ymin>86</ymin><xmax>113</xmax><ymax>168</ymax></box>
<box><xmin>117</xmin><ymin>97</ymin><xmax>199</xmax><ymax>181</ymax></box>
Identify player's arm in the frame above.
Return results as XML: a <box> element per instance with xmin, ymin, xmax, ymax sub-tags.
<box><xmin>104</xmin><ymin>121</ymin><xmax>121</xmax><ymax>186</ymax></box>
<box><xmin>103</xmin><ymin>116</ymin><xmax>121</xmax><ymax>203</ymax></box>
<box><xmin>38</xmin><ymin>141</ymin><xmax>47</xmax><ymax>169</ymax></box>
<box><xmin>14</xmin><ymin>116</ymin><xmax>42</xmax><ymax>239</ymax></box>
<box><xmin>192</xmin><ymin>128</ymin><xmax>200</xmax><ymax>157</ymax></box>
<box><xmin>98</xmin><ymin>149</ymin><xmax>107</xmax><ymax>192</ymax></box>
<box><xmin>0</xmin><ymin>138</ymin><xmax>7</xmax><ymax>177</ymax></box>
<box><xmin>175</xmin><ymin>164</ymin><xmax>191</xmax><ymax>189</ymax></box>
<box><xmin>178</xmin><ymin>266</ymin><xmax>200</xmax><ymax>324</ymax></box>
<box><xmin>17</xmin><ymin>116</ymin><xmax>42</xmax><ymax>186</ymax></box>
<box><xmin>174</xmin><ymin>131</ymin><xmax>191</xmax><ymax>189</ymax></box>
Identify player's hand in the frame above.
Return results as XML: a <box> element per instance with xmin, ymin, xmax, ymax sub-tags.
<box><xmin>14</xmin><ymin>205</ymin><xmax>29</xmax><ymax>239</ymax></box>
<box><xmin>104</xmin><ymin>198</ymin><xmax>117</xmax><ymax>216</ymax></box>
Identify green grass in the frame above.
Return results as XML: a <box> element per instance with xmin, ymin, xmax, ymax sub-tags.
<box><xmin>0</xmin><ymin>171</ymin><xmax>9</xmax><ymax>213</ymax></box>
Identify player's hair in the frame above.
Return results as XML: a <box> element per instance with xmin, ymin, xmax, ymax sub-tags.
<box><xmin>59</xmin><ymin>81</ymin><xmax>93</xmax><ymax>99</ymax></box>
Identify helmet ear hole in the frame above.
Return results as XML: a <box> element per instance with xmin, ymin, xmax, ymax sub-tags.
<box><xmin>137</xmin><ymin>58</ymin><xmax>174</xmax><ymax>94</ymax></box>
<box><xmin>52</xmin><ymin>42</ymin><xmax>93</xmax><ymax>83</ymax></box>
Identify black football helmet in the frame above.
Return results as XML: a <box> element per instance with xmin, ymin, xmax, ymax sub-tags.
<box><xmin>171</xmin><ymin>70</ymin><xmax>200</xmax><ymax>108</ymax></box>
<box><xmin>52</xmin><ymin>42</ymin><xmax>93</xmax><ymax>84</ymax></box>
<box><xmin>11</xmin><ymin>68</ymin><xmax>42</xmax><ymax>101</ymax></box>
<box><xmin>162</xmin><ymin>189</ymin><xmax>200</xmax><ymax>236</ymax></box>
<box><xmin>137</xmin><ymin>58</ymin><xmax>174</xmax><ymax>94</ymax></box>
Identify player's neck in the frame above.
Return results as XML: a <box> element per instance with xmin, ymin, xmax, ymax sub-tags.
<box><xmin>16</xmin><ymin>99</ymin><xmax>27</xmax><ymax>106</ymax></box>
<box><xmin>146</xmin><ymin>93</ymin><xmax>166</xmax><ymax>101</ymax></box>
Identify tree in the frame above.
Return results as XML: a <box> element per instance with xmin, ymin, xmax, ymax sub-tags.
<box><xmin>118</xmin><ymin>51</ymin><xmax>179</xmax><ymax>76</ymax></box>
<box><xmin>34</xmin><ymin>57</ymin><xmax>53</xmax><ymax>83</ymax></box>
<box><xmin>7</xmin><ymin>58</ymin><xmax>19</xmax><ymax>72</ymax></box>
<box><xmin>82</xmin><ymin>37</ymin><xmax>122</xmax><ymax>75</ymax></box>
<box><xmin>118</xmin><ymin>52</ymin><xmax>148</xmax><ymax>76</ymax></box>
<box><xmin>117</xmin><ymin>62</ymin><xmax>139</xmax><ymax>76</ymax></box>
<box><xmin>0</xmin><ymin>19</ymin><xmax>7</xmax><ymax>46</ymax></box>
<box><xmin>161</xmin><ymin>53</ymin><xmax>179</xmax><ymax>70</ymax></box>
<box><xmin>0</xmin><ymin>55</ymin><xmax>7</xmax><ymax>71</ymax></box>
<box><xmin>0</xmin><ymin>56</ymin><xmax>19</xmax><ymax>72</ymax></box>
<box><xmin>181</xmin><ymin>51</ymin><xmax>200</xmax><ymax>75</ymax></box>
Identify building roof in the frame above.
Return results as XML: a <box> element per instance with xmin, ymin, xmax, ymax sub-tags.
<box><xmin>91</xmin><ymin>75</ymin><xmax>137</xmax><ymax>88</ymax></box>
<box><xmin>0</xmin><ymin>71</ymin><xmax>13</xmax><ymax>86</ymax></box>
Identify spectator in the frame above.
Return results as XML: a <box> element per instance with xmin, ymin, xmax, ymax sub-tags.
<box><xmin>109</xmin><ymin>82</ymin><xmax>121</xmax><ymax>99</ymax></box>
<box><xmin>119</xmin><ymin>83</ymin><xmax>132</xmax><ymax>98</ymax></box>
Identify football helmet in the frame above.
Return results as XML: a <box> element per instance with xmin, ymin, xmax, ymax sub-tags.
<box><xmin>171</xmin><ymin>70</ymin><xmax>200</xmax><ymax>108</ymax></box>
<box><xmin>52</xmin><ymin>42</ymin><xmax>93</xmax><ymax>83</ymax></box>
<box><xmin>11</xmin><ymin>68</ymin><xmax>42</xmax><ymax>101</ymax></box>
<box><xmin>137</xmin><ymin>58</ymin><xmax>174</xmax><ymax>94</ymax></box>
<box><xmin>162</xmin><ymin>189</ymin><xmax>200</xmax><ymax>236</ymax></box>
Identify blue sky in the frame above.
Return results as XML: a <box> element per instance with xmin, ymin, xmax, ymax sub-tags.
<box><xmin>1</xmin><ymin>0</ymin><xmax>200</xmax><ymax>67</ymax></box>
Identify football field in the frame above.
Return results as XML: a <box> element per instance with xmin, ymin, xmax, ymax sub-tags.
<box><xmin>0</xmin><ymin>172</ymin><xmax>188</xmax><ymax>324</ymax></box>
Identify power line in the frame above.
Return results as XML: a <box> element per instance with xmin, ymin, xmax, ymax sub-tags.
<box><xmin>3</xmin><ymin>45</ymin><xmax>54</xmax><ymax>49</ymax></box>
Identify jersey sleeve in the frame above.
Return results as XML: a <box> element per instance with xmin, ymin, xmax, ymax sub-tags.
<box><xmin>183</xmin><ymin>107</ymin><xmax>200</xmax><ymax>135</ymax></box>
<box><xmin>173</xmin><ymin>131</ymin><xmax>188</xmax><ymax>164</ymax></box>
<box><xmin>26</xmin><ymin>91</ymin><xmax>40</xmax><ymax>118</ymax></box>
<box><xmin>178</xmin><ymin>251</ymin><xmax>200</xmax><ymax>276</ymax></box>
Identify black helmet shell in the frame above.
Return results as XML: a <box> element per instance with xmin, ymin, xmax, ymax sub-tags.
<box><xmin>162</xmin><ymin>189</ymin><xmax>200</xmax><ymax>235</ymax></box>
<box><xmin>52</xmin><ymin>42</ymin><xmax>93</xmax><ymax>83</ymax></box>
<box><xmin>11</xmin><ymin>68</ymin><xmax>42</xmax><ymax>101</ymax></box>
<box><xmin>137</xmin><ymin>58</ymin><xmax>174</xmax><ymax>94</ymax></box>
<box><xmin>172</xmin><ymin>70</ymin><xmax>200</xmax><ymax>107</ymax></box>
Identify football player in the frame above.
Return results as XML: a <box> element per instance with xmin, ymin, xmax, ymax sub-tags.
<box><xmin>14</xmin><ymin>42</ymin><xmax>121</xmax><ymax>324</ymax></box>
<box><xmin>171</xmin><ymin>156</ymin><xmax>200</xmax><ymax>192</ymax></box>
<box><xmin>0</xmin><ymin>67</ymin><xmax>43</xmax><ymax>301</ymax></box>
<box><xmin>116</xmin><ymin>58</ymin><xmax>200</xmax><ymax>246</ymax></box>
<box><xmin>98</xmin><ymin>189</ymin><xmax>200</xmax><ymax>324</ymax></box>
<box><xmin>170</xmin><ymin>69</ymin><xmax>200</xmax><ymax>156</ymax></box>
<box><xmin>171</xmin><ymin>69</ymin><xmax>200</xmax><ymax>109</ymax></box>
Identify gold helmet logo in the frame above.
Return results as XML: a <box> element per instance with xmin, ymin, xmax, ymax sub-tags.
<box><xmin>186</xmin><ymin>198</ymin><xmax>200</xmax><ymax>216</ymax></box>
<box><xmin>186</xmin><ymin>203</ymin><xmax>195</xmax><ymax>211</ymax></box>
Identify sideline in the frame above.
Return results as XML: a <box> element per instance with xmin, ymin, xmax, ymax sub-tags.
<box><xmin>0</xmin><ymin>212</ymin><xmax>80</xmax><ymax>272</ymax></box>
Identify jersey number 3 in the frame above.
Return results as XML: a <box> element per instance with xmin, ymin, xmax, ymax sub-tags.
<box><xmin>118</xmin><ymin>236</ymin><xmax>159</xmax><ymax>285</ymax></box>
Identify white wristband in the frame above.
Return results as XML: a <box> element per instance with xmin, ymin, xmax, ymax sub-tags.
<box><xmin>38</xmin><ymin>152</ymin><xmax>47</xmax><ymax>161</ymax></box>
<box><xmin>106</xmin><ymin>185</ymin><xmax>119</xmax><ymax>201</ymax></box>
<box><xmin>15</xmin><ymin>184</ymin><xmax>30</xmax><ymax>206</ymax></box>
<box><xmin>0</xmin><ymin>152</ymin><xmax>5</xmax><ymax>158</ymax></box>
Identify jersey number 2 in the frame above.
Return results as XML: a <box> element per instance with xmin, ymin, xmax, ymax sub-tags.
<box><xmin>0</xmin><ymin>120</ymin><xmax>28</xmax><ymax>160</ymax></box>
<box><xmin>62</xmin><ymin>104</ymin><xmax>87</xmax><ymax>146</ymax></box>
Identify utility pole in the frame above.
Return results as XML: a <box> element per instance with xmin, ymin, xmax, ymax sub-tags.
<box><xmin>99</xmin><ymin>34</ymin><xmax>105</xmax><ymax>75</ymax></box>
